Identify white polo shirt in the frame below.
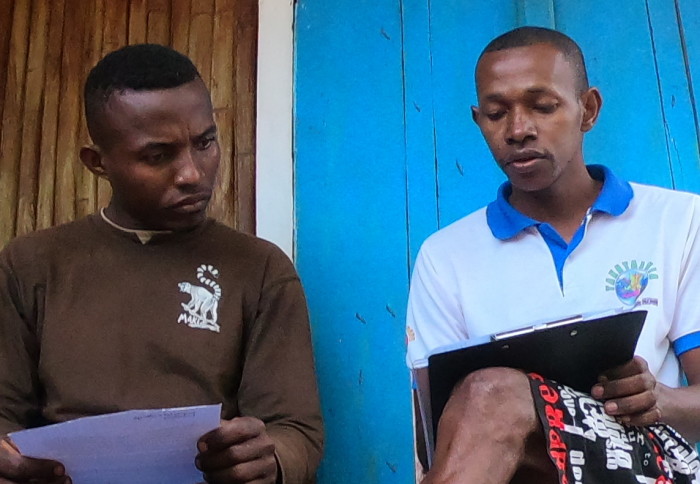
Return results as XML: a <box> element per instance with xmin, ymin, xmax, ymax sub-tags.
<box><xmin>406</xmin><ymin>165</ymin><xmax>700</xmax><ymax>388</ymax></box>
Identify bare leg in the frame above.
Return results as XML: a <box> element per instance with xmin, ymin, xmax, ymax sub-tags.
<box><xmin>421</xmin><ymin>367</ymin><xmax>557</xmax><ymax>484</ymax></box>
<box><xmin>509</xmin><ymin>427</ymin><xmax>558</xmax><ymax>484</ymax></box>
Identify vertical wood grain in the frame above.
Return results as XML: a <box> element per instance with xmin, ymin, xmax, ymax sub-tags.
<box><xmin>147</xmin><ymin>0</ymin><xmax>171</xmax><ymax>45</ymax></box>
<box><xmin>36</xmin><ymin>0</ymin><xmax>66</xmax><ymax>230</ymax></box>
<box><xmin>128</xmin><ymin>0</ymin><xmax>148</xmax><ymax>44</ymax></box>
<box><xmin>54</xmin><ymin>0</ymin><xmax>88</xmax><ymax>225</ymax></box>
<box><xmin>0</xmin><ymin>0</ymin><xmax>16</xmax><ymax>128</ymax></box>
<box><xmin>232</xmin><ymin>0</ymin><xmax>256</xmax><ymax>233</ymax></box>
<box><xmin>16</xmin><ymin>0</ymin><xmax>49</xmax><ymax>236</ymax></box>
<box><xmin>170</xmin><ymin>0</ymin><xmax>191</xmax><ymax>54</ymax></box>
<box><xmin>209</xmin><ymin>0</ymin><xmax>235</xmax><ymax>226</ymax></box>
<box><xmin>103</xmin><ymin>0</ymin><xmax>128</xmax><ymax>54</ymax></box>
<box><xmin>75</xmin><ymin>0</ymin><xmax>103</xmax><ymax>218</ymax></box>
<box><xmin>188</xmin><ymin>0</ymin><xmax>214</xmax><ymax>86</ymax></box>
<box><xmin>0</xmin><ymin>1</ymin><xmax>30</xmax><ymax>246</ymax></box>
<box><xmin>98</xmin><ymin>0</ymin><xmax>128</xmax><ymax>209</ymax></box>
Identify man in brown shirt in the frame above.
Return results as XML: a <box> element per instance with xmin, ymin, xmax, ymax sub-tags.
<box><xmin>0</xmin><ymin>44</ymin><xmax>323</xmax><ymax>484</ymax></box>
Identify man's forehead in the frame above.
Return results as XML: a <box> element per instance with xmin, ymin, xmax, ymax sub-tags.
<box><xmin>104</xmin><ymin>80</ymin><xmax>211</xmax><ymax>115</ymax></box>
<box><xmin>475</xmin><ymin>43</ymin><xmax>577</xmax><ymax>97</ymax></box>
<box><xmin>96</xmin><ymin>81</ymin><xmax>214</xmax><ymax>149</ymax></box>
<box><xmin>102</xmin><ymin>81</ymin><xmax>210</xmax><ymax>122</ymax></box>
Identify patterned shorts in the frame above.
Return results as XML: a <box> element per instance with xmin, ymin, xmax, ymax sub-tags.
<box><xmin>527</xmin><ymin>373</ymin><xmax>700</xmax><ymax>483</ymax></box>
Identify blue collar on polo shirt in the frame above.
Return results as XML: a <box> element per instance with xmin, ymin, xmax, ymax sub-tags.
<box><xmin>486</xmin><ymin>164</ymin><xmax>633</xmax><ymax>288</ymax></box>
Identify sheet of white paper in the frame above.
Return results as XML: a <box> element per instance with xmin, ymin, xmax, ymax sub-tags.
<box><xmin>9</xmin><ymin>404</ymin><xmax>221</xmax><ymax>484</ymax></box>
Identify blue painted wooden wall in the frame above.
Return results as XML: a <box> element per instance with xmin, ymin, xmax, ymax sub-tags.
<box><xmin>295</xmin><ymin>1</ymin><xmax>700</xmax><ymax>483</ymax></box>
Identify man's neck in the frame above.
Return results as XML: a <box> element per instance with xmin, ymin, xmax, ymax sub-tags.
<box><xmin>509</xmin><ymin>163</ymin><xmax>602</xmax><ymax>242</ymax></box>
<box><xmin>100</xmin><ymin>208</ymin><xmax>171</xmax><ymax>244</ymax></box>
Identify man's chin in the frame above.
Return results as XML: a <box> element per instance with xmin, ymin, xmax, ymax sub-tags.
<box><xmin>164</xmin><ymin>214</ymin><xmax>208</xmax><ymax>232</ymax></box>
<box><xmin>153</xmin><ymin>210</ymin><xmax>209</xmax><ymax>232</ymax></box>
<box><xmin>506</xmin><ymin>173</ymin><xmax>553</xmax><ymax>193</ymax></box>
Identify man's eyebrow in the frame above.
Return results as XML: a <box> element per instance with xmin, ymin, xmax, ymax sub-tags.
<box><xmin>195</xmin><ymin>125</ymin><xmax>218</xmax><ymax>139</ymax></box>
<box><xmin>481</xmin><ymin>87</ymin><xmax>558</xmax><ymax>102</ymax></box>
<box><xmin>135</xmin><ymin>126</ymin><xmax>217</xmax><ymax>152</ymax></box>
<box><xmin>481</xmin><ymin>93</ymin><xmax>506</xmax><ymax>102</ymax></box>
<box><xmin>524</xmin><ymin>87</ymin><xmax>557</xmax><ymax>96</ymax></box>
<box><xmin>138</xmin><ymin>141</ymin><xmax>173</xmax><ymax>152</ymax></box>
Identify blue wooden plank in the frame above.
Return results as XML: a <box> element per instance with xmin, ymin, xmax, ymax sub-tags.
<box><xmin>554</xmin><ymin>1</ymin><xmax>674</xmax><ymax>188</ymax></box>
<box><xmin>677</xmin><ymin>0</ymin><xmax>700</xmax><ymax>112</ymax></box>
<box><xmin>646</xmin><ymin>0</ymin><xmax>700</xmax><ymax>193</ymax></box>
<box><xmin>294</xmin><ymin>1</ymin><xmax>414</xmax><ymax>482</ymax></box>
<box><xmin>402</xmin><ymin>0</ymin><xmax>440</xmax><ymax>266</ymax></box>
<box><xmin>295</xmin><ymin>4</ymin><xmax>700</xmax><ymax>484</ymax></box>
<box><xmin>676</xmin><ymin>0</ymin><xmax>700</xmax><ymax>190</ymax></box>
<box><xmin>427</xmin><ymin>1</ymin><xmax>518</xmax><ymax>228</ymax></box>
<box><xmin>517</xmin><ymin>0</ymin><xmax>555</xmax><ymax>28</ymax></box>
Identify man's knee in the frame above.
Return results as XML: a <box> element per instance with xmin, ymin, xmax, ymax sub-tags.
<box><xmin>453</xmin><ymin>367</ymin><xmax>532</xmax><ymax>404</ymax></box>
<box><xmin>446</xmin><ymin>367</ymin><xmax>538</xmax><ymax>431</ymax></box>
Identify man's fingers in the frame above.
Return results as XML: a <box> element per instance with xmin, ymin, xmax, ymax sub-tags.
<box><xmin>602</xmin><ymin>356</ymin><xmax>649</xmax><ymax>381</ymax></box>
<box><xmin>622</xmin><ymin>407</ymin><xmax>663</xmax><ymax>428</ymax></box>
<box><xmin>593</xmin><ymin>355</ymin><xmax>664</xmax><ymax>427</ymax></box>
<box><xmin>197</xmin><ymin>434</ymin><xmax>273</xmax><ymax>472</ymax></box>
<box><xmin>0</xmin><ymin>471</ymin><xmax>69</xmax><ymax>483</ymax></box>
<box><xmin>198</xmin><ymin>417</ymin><xmax>265</xmax><ymax>452</ymax></box>
<box><xmin>197</xmin><ymin>417</ymin><xmax>277</xmax><ymax>484</ymax></box>
<box><xmin>603</xmin><ymin>390</ymin><xmax>657</xmax><ymax>418</ymax></box>
<box><xmin>0</xmin><ymin>449</ymin><xmax>64</xmax><ymax>482</ymax></box>
<box><xmin>592</xmin><ymin>370</ymin><xmax>655</xmax><ymax>401</ymax></box>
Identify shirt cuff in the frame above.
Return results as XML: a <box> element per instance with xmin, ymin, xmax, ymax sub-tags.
<box><xmin>673</xmin><ymin>331</ymin><xmax>700</xmax><ymax>356</ymax></box>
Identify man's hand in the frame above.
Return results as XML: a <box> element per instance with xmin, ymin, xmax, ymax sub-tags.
<box><xmin>0</xmin><ymin>439</ymin><xmax>68</xmax><ymax>484</ymax></box>
<box><xmin>196</xmin><ymin>417</ymin><xmax>278</xmax><ymax>484</ymax></box>
<box><xmin>591</xmin><ymin>355</ymin><xmax>669</xmax><ymax>426</ymax></box>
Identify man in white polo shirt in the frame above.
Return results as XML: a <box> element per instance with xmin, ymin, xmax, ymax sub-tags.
<box><xmin>406</xmin><ymin>26</ymin><xmax>700</xmax><ymax>483</ymax></box>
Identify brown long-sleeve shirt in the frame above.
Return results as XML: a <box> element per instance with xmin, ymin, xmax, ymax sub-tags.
<box><xmin>0</xmin><ymin>214</ymin><xmax>323</xmax><ymax>483</ymax></box>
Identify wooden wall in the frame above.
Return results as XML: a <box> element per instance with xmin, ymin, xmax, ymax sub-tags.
<box><xmin>0</xmin><ymin>0</ymin><xmax>258</xmax><ymax>247</ymax></box>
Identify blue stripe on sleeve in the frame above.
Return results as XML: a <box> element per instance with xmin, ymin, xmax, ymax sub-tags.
<box><xmin>673</xmin><ymin>331</ymin><xmax>700</xmax><ymax>356</ymax></box>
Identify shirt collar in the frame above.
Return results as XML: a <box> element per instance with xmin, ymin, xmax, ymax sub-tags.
<box><xmin>100</xmin><ymin>208</ymin><xmax>172</xmax><ymax>244</ymax></box>
<box><xmin>486</xmin><ymin>164</ymin><xmax>633</xmax><ymax>240</ymax></box>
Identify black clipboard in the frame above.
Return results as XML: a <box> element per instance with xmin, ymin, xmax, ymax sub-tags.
<box><xmin>416</xmin><ymin>309</ymin><xmax>647</xmax><ymax>467</ymax></box>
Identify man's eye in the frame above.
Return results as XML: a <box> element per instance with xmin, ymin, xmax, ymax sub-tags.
<box><xmin>195</xmin><ymin>137</ymin><xmax>216</xmax><ymax>151</ymax></box>
<box><xmin>486</xmin><ymin>111</ymin><xmax>505</xmax><ymax>121</ymax></box>
<box><xmin>144</xmin><ymin>152</ymin><xmax>168</xmax><ymax>164</ymax></box>
<box><xmin>534</xmin><ymin>103</ymin><xmax>557</xmax><ymax>113</ymax></box>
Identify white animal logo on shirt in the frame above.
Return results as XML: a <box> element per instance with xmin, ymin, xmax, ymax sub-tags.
<box><xmin>177</xmin><ymin>264</ymin><xmax>221</xmax><ymax>333</ymax></box>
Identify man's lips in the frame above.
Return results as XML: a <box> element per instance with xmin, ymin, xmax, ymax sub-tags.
<box><xmin>502</xmin><ymin>151</ymin><xmax>549</xmax><ymax>173</ymax></box>
<box><xmin>169</xmin><ymin>194</ymin><xmax>211</xmax><ymax>212</ymax></box>
<box><xmin>504</xmin><ymin>150</ymin><xmax>548</xmax><ymax>165</ymax></box>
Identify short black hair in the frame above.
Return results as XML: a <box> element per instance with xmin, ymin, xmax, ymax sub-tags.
<box><xmin>84</xmin><ymin>43</ymin><xmax>201</xmax><ymax>147</ymax></box>
<box><xmin>477</xmin><ymin>26</ymin><xmax>589</xmax><ymax>94</ymax></box>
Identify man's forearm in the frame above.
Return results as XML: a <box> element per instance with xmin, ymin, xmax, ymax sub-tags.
<box><xmin>659</xmin><ymin>383</ymin><xmax>700</xmax><ymax>443</ymax></box>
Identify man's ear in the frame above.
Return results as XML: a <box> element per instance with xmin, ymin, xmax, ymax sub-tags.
<box><xmin>80</xmin><ymin>146</ymin><xmax>108</xmax><ymax>178</ymax></box>
<box><xmin>580</xmin><ymin>87</ymin><xmax>603</xmax><ymax>133</ymax></box>
<box><xmin>471</xmin><ymin>105</ymin><xmax>480</xmax><ymax>125</ymax></box>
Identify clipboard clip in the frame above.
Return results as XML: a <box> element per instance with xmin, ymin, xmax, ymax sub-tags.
<box><xmin>491</xmin><ymin>315</ymin><xmax>583</xmax><ymax>341</ymax></box>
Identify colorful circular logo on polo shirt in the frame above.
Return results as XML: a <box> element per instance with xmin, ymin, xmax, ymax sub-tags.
<box><xmin>605</xmin><ymin>260</ymin><xmax>658</xmax><ymax>306</ymax></box>
<box><xmin>615</xmin><ymin>269</ymin><xmax>648</xmax><ymax>305</ymax></box>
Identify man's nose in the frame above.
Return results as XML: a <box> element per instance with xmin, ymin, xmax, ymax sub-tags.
<box><xmin>506</xmin><ymin>109</ymin><xmax>536</xmax><ymax>144</ymax></box>
<box><xmin>174</xmin><ymin>150</ymin><xmax>203</xmax><ymax>186</ymax></box>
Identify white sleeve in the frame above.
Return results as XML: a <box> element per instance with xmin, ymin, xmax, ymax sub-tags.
<box><xmin>406</xmin><ymin>243</ymin><xmax>469</xmax><ymax>369</ymax></box>
<box><xmin>670</xmin><ymin>197</ymin><xmax>700</xmax><ymax>351</ymax></box>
